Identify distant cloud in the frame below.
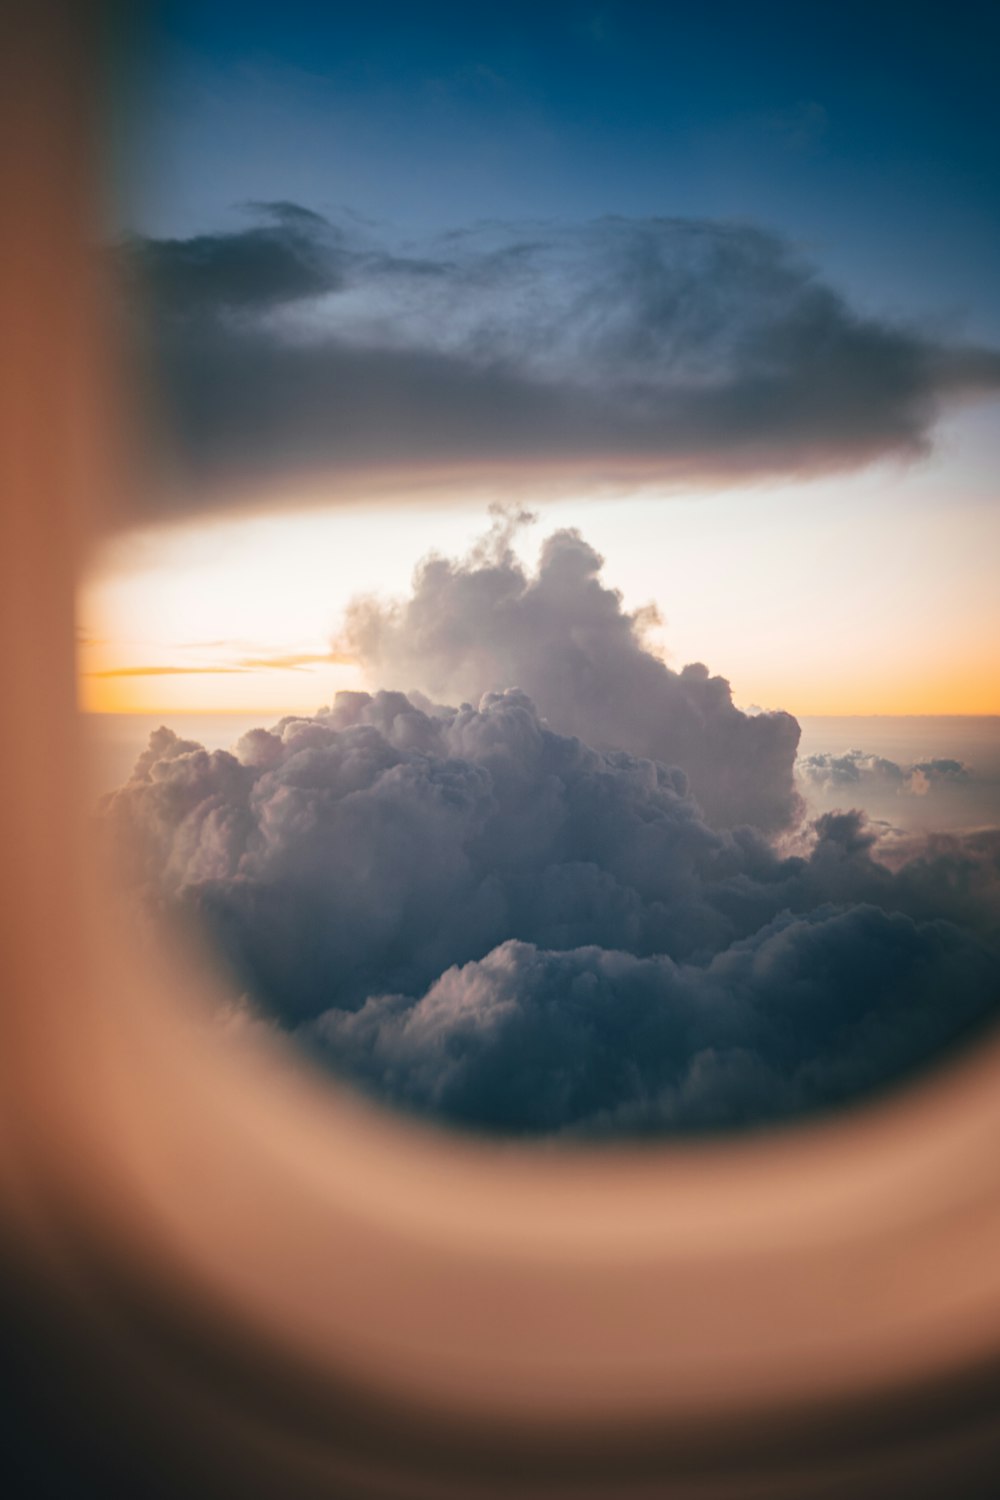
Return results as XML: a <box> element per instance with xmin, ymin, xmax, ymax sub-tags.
<box><xmin>122</xmin><ymin>205</ymin><xmax>1000</xmax><ymax>517</ymax></box>
<box><xmin>800</xmin><ymin>749</ymin><xmax>971</xmax><ymax>798</ymax></box>
<box><xmin>235</xmin><ymin>650</ymin><xmax>356</xmax><ymax>671</ymax></box>
<box><xmin>87</xmin><ymin>650</ymin><xmax>354</xmax><ymax>679</ymax></box>
<box><xmin>88</xmin><ymin>665</ymin><xmax>252</xmax><ymax>678</ymax></box>
<box><xmin>760</xmin><ymin>99</ymin><xmax>829</xmax><ymax>152</ymax></box>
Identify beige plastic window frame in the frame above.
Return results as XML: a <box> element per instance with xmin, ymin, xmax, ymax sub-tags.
<box><xmin>2</xmin><ymin>7</ymin><xmax>1000</xmax><ymax>1496</ymax></box>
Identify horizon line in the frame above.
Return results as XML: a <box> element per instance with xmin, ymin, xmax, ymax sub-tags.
<box><xmin>80</xmin><ymin>707</ymin><xmax>1000</xmax><ymax>720</ymax></box>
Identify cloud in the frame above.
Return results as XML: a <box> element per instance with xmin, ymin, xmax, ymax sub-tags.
<box><xmin>305</xmin><ymin>912</ymin><xmax>998</xmax><ymax>1136</ymax></box>
<box><xmin>87</xmin><ymin>665</ymin><xmax>254</xmax><ymax>678</ymax></box>
<box><xmin>341</xmin><ymin>516</ymin><xmax>802</xmax><ymax>832</ymax></box>
<box><xmin>103</xmin><ymin>686</ymin><xmax>1000</xmax><ymax>1135</ymax></box>
<box><xmin>760</xmin><ymin>99</ymin><xmax>830</xmax><ymax>152</ymax></box>
<box><xmin>800</xmin><ymin>749</ymin><xmax>971</xmax><ymax>799</ymax></box>
<box><xmin>125</xmin><ymin>202</ymin><xmax>345</xmax><ymax>315</ymax></box>
<box><xmin>123</xmin><ymin>205</ymin><xmax>1000</xmax><ymax>515</ymax></box>
<box><xmin>99</xmin><ymin>527</ymin><xmax>1000</xmax><ymax>1136</ymax></box>
<box><xmin>234</xmin><ymin>650</ymin><xmax>356</xmax><ymax>672</ymax></box>
<box><xmin>86</xmin><ymin>650</ymin><xmax>354</xmax><ymax>679</ymax></box>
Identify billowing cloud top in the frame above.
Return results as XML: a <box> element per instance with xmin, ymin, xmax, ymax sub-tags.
<box><xmin>103</xmin><ymin>527</ymin><xmax>1000</xmax><ymax>1136</ymax></box>
<box><xmin>341</xmin><ymin>520</ymin><xmax>802</xmax><ymax>832</ymax></box>
<box><xmin>123</xmin><ymin>204</ymin><xmax>1000</xmax><ymax>514</ymax></box>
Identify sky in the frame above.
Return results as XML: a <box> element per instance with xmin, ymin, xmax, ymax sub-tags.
<box><xmin>87</xmin><ymin>2</ymin><xmax>1000</xmax><ymax>1137</ymax></box>
<box><xmin>80</xmin><ymin>0</ymin><xmax>1000</xmax><ymax>719</ymax></box>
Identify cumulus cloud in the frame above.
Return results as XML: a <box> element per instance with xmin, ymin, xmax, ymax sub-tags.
<box><xmin>123</xmin><ymin>205</ymin><xmax>1000</xmax><ymax>514</ymax></box>
<box><xmin>341</xmin><ymin>517</ymin><xmax>802</xmax><ymax>833</ymax></box>
<box><xmin>799</xmin><ymin>749</ymin><xmax>971</xmax><ymax>799</ymax></box>
<box><xmin>306</xmin><ymin>914</ymin><xmax>998</xmax><ymax>1136</ymax></box>
<box><xmin>100</xmin><ymin>526</ymin><xmax>1000</xmax><ymax>1135</ymax></box>
<box><xmin>103</xmin><ymin>684</ymin><xmax>1000</xmax><ymax>1135</ymax></box>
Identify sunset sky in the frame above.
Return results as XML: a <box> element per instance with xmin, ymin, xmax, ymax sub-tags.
<box><xmin>81</xmin><ymin>0</ymin><xmax>1000</xmax><ymax>716</ymax></box>
<box><xmin>89</xmin><ymin>0</ymin><xmax>1000</xmax><ymax>1141</ymax></box>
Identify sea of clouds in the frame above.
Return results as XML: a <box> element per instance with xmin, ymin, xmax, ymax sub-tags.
<box><xmin>102</xmin><ymin>522</ymin><xmax>1000</xmax><ymax>1135</ymax></box>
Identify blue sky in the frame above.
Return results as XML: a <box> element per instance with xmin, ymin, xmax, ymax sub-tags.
<box><xmin>86</xmin><ymin>0</ymin><xmax>1000</xmax><ymax>717</ymax></box>
<box><xmin>128</xmin><ymin>0</ymin><xmax>1000</xmax><ymax>331</ymax></box>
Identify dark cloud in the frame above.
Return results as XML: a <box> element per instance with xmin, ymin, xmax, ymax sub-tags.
<box><xmin>341</xmin><ymin>518</ymin><xmax>802</xmax><ymax>832</ymax></box>
<box><xmin>126</xmin><ymin>202</ymin><xmax>346</xmax><ymax>316</ymax></box>
<box><xmin>124</xmin><ymin>206</ymin><xmax>1000</xmax><ymax>514</ymax></box>
<box><xmin>103</xmin><ymin>687</ymin><xmax>1000</xmax><ymax>1135</ymax></box>
<box><xmin>306</xmin><ymin>913</ymin><xmax>998</xmax><ymax>1136</ymax></box>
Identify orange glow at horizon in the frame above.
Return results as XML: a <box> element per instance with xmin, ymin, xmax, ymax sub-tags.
<box><xmin>79</xmin><ymin>661</ymin><xmax>1000</xmax><ymax>721</ymax></box>
<box><xmin>77</xmin><ymin>457</ymin><xmax>1000</xmax><ymax>720</ymax></box>
<box><xmin>76</xmin><ymin>620</ymin><xmax>1000</xmax><ymax>719</ymax></box>
<box><xmin>79</xmin><ymin>661</ymin><xmax>364</xmax><ymax>716</ymax></box>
